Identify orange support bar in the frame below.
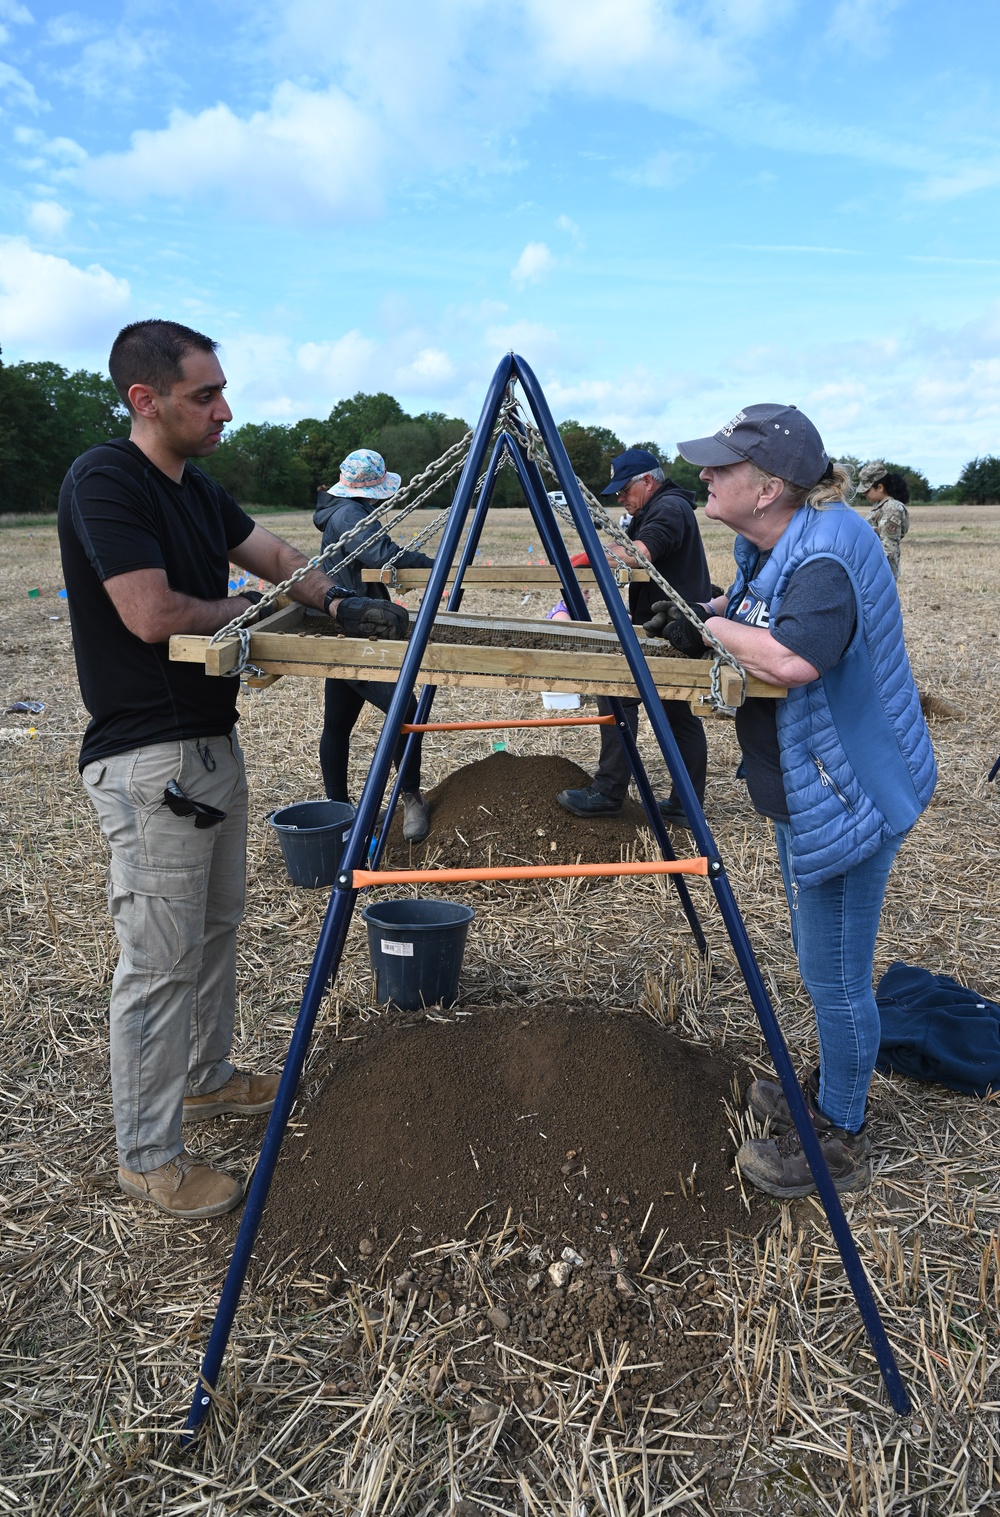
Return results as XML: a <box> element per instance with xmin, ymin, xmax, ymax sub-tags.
<box><xmin>342</xmin><ymin>857</ymin><xmax>710</xmax><ymax>888</ymax></box>
<box><xmin>400</xmin><ymin>715</ymin><xmax>616</xmax><ymax>733</ymax></box>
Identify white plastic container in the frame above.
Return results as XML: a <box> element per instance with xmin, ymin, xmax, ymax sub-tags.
<box><xmin>541</xmin><ymin>692</ymin><xmax>581</xmax><ymax>710</ymax></box>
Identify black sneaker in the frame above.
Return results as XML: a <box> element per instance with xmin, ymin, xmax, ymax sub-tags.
<box><xmin>736</xmin><ymin>1122</ymin><xmax>872</xmax><ymax>1200</ymax></box>
<box><xmin>657</xmin><ymin>796</ymin><xmax>693</xmax><ymax>827</ymax></box>
<box><xmin>556</xmin><ymin>786</ymin><xmax>623</xmax><ymax>817</ymax></box>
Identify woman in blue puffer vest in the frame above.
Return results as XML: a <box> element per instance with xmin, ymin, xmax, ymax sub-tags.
<box><xmin>667</xmin><ymin>404</ymin><xmax>935</xmax><ymax>1200</ymax></box>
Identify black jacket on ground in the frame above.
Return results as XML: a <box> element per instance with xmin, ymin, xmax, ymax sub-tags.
<box><xmin>623</xmin><ymin>481</ymin><xmax>710</xmax><ymax>624</ymax></box>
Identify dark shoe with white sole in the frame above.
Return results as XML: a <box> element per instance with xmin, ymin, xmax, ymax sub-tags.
<box><xmin>556</xmin><ymin>786</ymin><xmax>623</xmax><ymax>817</ymax></box>
<box><xmin>657</xmin><ymin>797</ymin><xmax>694</xmax><ymax>828</ymax></box>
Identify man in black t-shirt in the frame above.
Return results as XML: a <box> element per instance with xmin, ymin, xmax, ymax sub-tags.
<box><xmin>556</xmin><ymin>448</ymin><xmax>712</xmax><ymax>826</ymax></box>
<box><xmin>59</xmin><ymin>319</ymin><xmax>408</xmax><ymax>1222</ymax></box>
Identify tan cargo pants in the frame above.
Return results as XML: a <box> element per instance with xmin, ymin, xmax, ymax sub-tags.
<box><xmin>83</xmin><ymin>733</ymin><xmax>248</xmax><ymax>1171</ymax></box>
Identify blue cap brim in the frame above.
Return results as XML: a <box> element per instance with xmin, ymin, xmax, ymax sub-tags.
<box><xmin>677</xmin><ymin>435</ymin><xmax>746</xmax><ymax>468</ymax></box>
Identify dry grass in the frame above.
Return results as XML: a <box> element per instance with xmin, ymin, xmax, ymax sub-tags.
<box><xmin>3</xmin><ymin>505</ymin><xmax>1000</xmax><ymax>1514</ymax></box>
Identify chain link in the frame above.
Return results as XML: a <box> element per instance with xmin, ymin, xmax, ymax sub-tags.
<box><xmin>209</xmin><ymin>431</ymin><xmax>474</xmax><ymax>644</ymax></box>
<box><xmin>510</xmin><ymin>402</ymin><xmax>746</xmax><ymax>712</ymax></box>
<box><xmin>207</xmin><ymin>392</ymin><xmax>747</xmax><ymax>713</ymax></box>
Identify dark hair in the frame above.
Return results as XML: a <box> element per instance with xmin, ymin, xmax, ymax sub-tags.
<box><xmin>880</xmin><ymin>471</ymin><xmax>910</xmax><ymax>504</ymax></box>
<box><xmin>108</xmin><ymin>319</ymin><xmax>218</xmax><ymax>412</ymax></box>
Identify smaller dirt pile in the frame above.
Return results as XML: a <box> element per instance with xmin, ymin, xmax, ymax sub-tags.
<box><xmin>381</xmin><ymin>750</ymin><xmax>654</xmax><ymax>869</ymax></box>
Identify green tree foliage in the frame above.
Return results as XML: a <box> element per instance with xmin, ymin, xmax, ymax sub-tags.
<box><xmin>956</xmin><ymin>456</ymin><xmax>1000</xmax><ymax>504</ymax></box>
<box><xmin>665</xmin><ymin>454</ymin><xmax>707</xmax><ymax>502</ymax></box>
<box><xmin>0</xmin><ymin>353</ymin><xmax>128</xmax><ymax>513</ymax></box>
<box><xmin>882</xmin><ymin>460</ymin><xmax>931</xmax><ymax>502</ymax></box>
<box><xmin>203</xmin><ymin>422</ymin><xmax>311</xmax><ymax>507</ymax></box>
<box><xmin>842</xmin><ymin>454</ymin><xmax>931</xmax><ymax>502</ymax></box>
<box><xmin>557</xmin><ymin>420</ymin><xmax>625</xmax><ymax>496</ymax></box>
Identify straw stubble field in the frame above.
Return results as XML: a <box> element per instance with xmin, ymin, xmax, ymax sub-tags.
<box><xmin>3</xmin><ymin>506</ymin><xmax>1000</xmax><ymax>1516</ymax></box>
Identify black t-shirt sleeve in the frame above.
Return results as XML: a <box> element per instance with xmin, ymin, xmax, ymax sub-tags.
<box><xmin>71</xmin><ymin>462</ymin><xmax>169</xmax><ymax>580</ymax></box>
<box><xmin>770</xmin><ymin>559</ymin><xmax>856</xmax><ymax>674</ymax></box>
<box><xmin>71</xmin><ymin>462</ymin><xmax>252</xmax><ymax>582</ymax></box>
<box><xmin>218</xmin><ymin>489</ymin><xmax>255</xmax><ymax>553</ymax></box>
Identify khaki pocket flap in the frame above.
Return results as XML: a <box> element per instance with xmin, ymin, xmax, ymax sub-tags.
<box><xmin>110</xmin><ymin>856</ymin><xmax>201</xmax><ymax>899</ymax></box>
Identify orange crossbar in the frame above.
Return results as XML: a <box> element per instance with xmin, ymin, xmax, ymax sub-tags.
<box><xmin>345</xmin><ymin>858</ymin><xmax>709</xmax><ymax>887</ymax></box>
<box><xmin>400</xmin><ymin>715</ymin><xmax>616</xmax><ymax>733</ymax></box>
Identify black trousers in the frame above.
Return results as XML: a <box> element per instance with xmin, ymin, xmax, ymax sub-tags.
<box><xmin>593</xmin><ymin>695</ymin><xmax>706</xmax><ymax>805</ymax></box>
<box><xmin>320</xmin><ymin>678</ymin><xmax>422</xmax><ymax>804</ymax></box>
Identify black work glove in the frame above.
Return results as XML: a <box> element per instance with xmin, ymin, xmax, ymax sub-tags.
<box><xmin>664</xmin><ymin>603</ymin><xmax>713</xmax><ymax>657</ymax></box>
<box><xmin>241</xmin><ymin>589</ymin><xmax>278</xmax><ymax>623</ymax></box>
<box><xmin>336</xmin><ymin>596</ymin><xmax>410</xmax><ymax>640</ymax></box>
<box><xmin>642</xmin><ymin>601</ymin><xmax>677</xmax><ymax>638</ymax></box>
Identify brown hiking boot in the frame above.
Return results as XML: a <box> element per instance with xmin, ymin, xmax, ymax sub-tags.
<box><xmin>746</xmin><ymin>1074</ymin><xmax>825</xmax><ymax>1134</ymax></box>
<box><xmin>118</xmin><ymin>1152</ymin><xmax>243</xmax><ymax>1219</ymax></box>
<box><xmin>182</xmin><ymin>1070</ymin><xmax>280</xmax><ymax>1124</ymax></box>
<box><xmin>736</xmin><ymin>1122</ymin><xmax>872</xmax><ymax>1201</ymax></box>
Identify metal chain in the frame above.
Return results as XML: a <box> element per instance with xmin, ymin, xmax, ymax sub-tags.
<box><xmin>209</xmin><ymin>431</ymin><xmax>474</xmax><ymax>644</ymax></box>
<box><xmin>511</xmin><ymin>404</ymin><xmax>746</xmax><ymax>712</ymax></box>
<box><xmin>208</xmin><ymin>392</ymin><xmax>746</xmax><ymax>713</ymax></box>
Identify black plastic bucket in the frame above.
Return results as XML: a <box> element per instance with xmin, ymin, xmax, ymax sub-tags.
<box><xmin>270</xmin><ymin>800</ymin><xmax>356</xmax><ymax>888</ymax></box>
<box><xmin>362</xmin><ymin>898</ymin><xmax>475</xmax><ymax>1010</ymax></box>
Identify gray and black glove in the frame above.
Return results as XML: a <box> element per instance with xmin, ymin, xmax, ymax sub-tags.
<box><xmin>335</xmin><ymin>596</ymin><xmax>410</xmax><ymax>641</ymax></box>
<box><xmin>643</xmin><ymin>600</ymin><xmax>713</xmax><ymax>655</ymax></box>
<box><xmin>241</xmin><ymin>589</ymin><xmax>279</xmax><ymax>623</ymax></box>
<box><xmin>664</xmin><ymin>603</ymin><xmax>713</xmax><ymax>657</ymax></box>
<box><xmin>642</xmin><ymin>600</ymin><xmax>677</xmax><ymax>638</ymax></box>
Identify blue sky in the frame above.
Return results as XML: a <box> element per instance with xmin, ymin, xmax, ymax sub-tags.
<box><xmin>2</xmin><ymin>0</ymin><xmax>999</xmax><ymax>484</ymax></box>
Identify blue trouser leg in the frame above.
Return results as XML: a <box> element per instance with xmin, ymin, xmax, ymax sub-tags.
<box><xmin>773</xmin><ymin>822</ymin><xmax>905</xmax><ymax>1133</ymax></box>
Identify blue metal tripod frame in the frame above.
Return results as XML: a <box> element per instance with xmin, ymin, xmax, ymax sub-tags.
<box><xmin>182</xmin><ymin>353</ymin><xmax>909</xmax><ymax>1442</ymax></box>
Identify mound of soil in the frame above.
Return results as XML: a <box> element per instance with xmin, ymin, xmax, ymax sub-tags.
<box><xmin>381</xmin><ymin>751</ymin><xmax>653</xmax><ymax>869</ymax></box>
<box><xmin>258</xmin><ymin>1002</ymin><xmax>758</xmax><ymax>1403</ymax></box>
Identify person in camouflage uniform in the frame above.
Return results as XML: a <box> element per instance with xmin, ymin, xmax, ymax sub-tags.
<box><xmin>857</xmin><ymin>461</ymin><xmax>910</xmax><ymax>578</ymax></box>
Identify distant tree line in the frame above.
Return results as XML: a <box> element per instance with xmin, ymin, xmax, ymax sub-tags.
<box><xmin>3</xmin><ymin>351</ymin><xmax>996</xmax><ymax>512</ymax></box>
<box><xmin>0</xmin><ymin>352</ymin><xmax>128</xmax><ymax>512</ymax></box>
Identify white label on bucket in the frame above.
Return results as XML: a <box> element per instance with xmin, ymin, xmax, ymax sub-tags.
<box><xmin>342</xmin><ymin>830</ymin><xmax>352</xmax><ymax>841</ymax></box>
<box><xmin>381</xmin><ymin>939</ymin><xmax>414</xmax><ymax>957</ymax></box>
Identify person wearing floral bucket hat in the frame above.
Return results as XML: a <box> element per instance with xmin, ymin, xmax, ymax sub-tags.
<box><xmin>856</xmin><ymin>461</ymin><xmax>910</xmax><ymax>579</ymax></box>
<box><xmin>314</xmin><ymin>449</ymin><xmax>434</xmax><ymax>842</ymax></box>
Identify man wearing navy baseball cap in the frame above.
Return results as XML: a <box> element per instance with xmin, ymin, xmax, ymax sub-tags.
<box><xmin>556</xmin><ymin>446</ymin><xmax>712</xmax><ymax>826</ymax></box>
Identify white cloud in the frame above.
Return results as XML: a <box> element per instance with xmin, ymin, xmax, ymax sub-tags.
<box><xmin>484</xmin><ymin>319</ymin><xmax>563</xmax><ymax>367</ymax></box>
<box><xmin>623</xmin><ymin>148</ymin><xmax>705</xmax><ymax>190</ymax></box>
<box><xmin>397</xmin><ymin>347</ymin><xmax>455</xmax><ymax>385</ymax></box>
<box><xmin>297</xmin><ymin>330</ymin><xmax>380</xmax><ymax>387</ymax></box>
<box><xmin>825</xmin><ymin>0</ymin><xmax>903</xmax><ymax>57</ymax></box>
<box><xmin>0</xmin><ymin>237</ymin><xmax>131</xmax><ymax>351</ymax></box>
<box><xmin>0</xmin><ymin>59</ymin><xmax>39</xmax><ymax>111</ymax></box>
<box><xmin>511</xmin><ymin>241</ymin><xmax>554</xmax><ymax>289</ymax></box>
<box><xmin>81</xmin><ymin>83</ymin><xmax>384</xmax><ymax>222</ymax></box>
<box><xmin>556</xmin><ymin>213</ymin><xmax>582</xmax><ymax>245</ymax></box>
<box><xmin>26</xmin><ymin>200</ymin><xmax>72</xmax><ymax>238</ymax></box>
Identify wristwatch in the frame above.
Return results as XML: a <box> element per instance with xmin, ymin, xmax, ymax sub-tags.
<box><xmin>322</xmin><ymin>584</ymin><xmax>353</xmax><ymax>616</ymax></box>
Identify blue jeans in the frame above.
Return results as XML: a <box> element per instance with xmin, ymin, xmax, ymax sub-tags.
<box><xmin>773</xmin><ymin>823</ymin><xmax>905</xmax><ymax>1133</ymax></box>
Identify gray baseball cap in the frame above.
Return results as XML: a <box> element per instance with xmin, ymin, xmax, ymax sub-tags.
<box><xmin>678</xmin><ymin>403</ymin><xmax>830</xmax><ymax>489</ymax></box>
<box><xmin>857</xmin><ymin>461</ymin><xmax>888</xmax><ymax>493</ymax></box>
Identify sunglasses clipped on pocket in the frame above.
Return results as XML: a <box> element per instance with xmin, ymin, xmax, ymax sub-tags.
<box><xmin>163</xmin><ymin>779</ymin><xmax>227</xmax><ymax>829</ymax></box>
